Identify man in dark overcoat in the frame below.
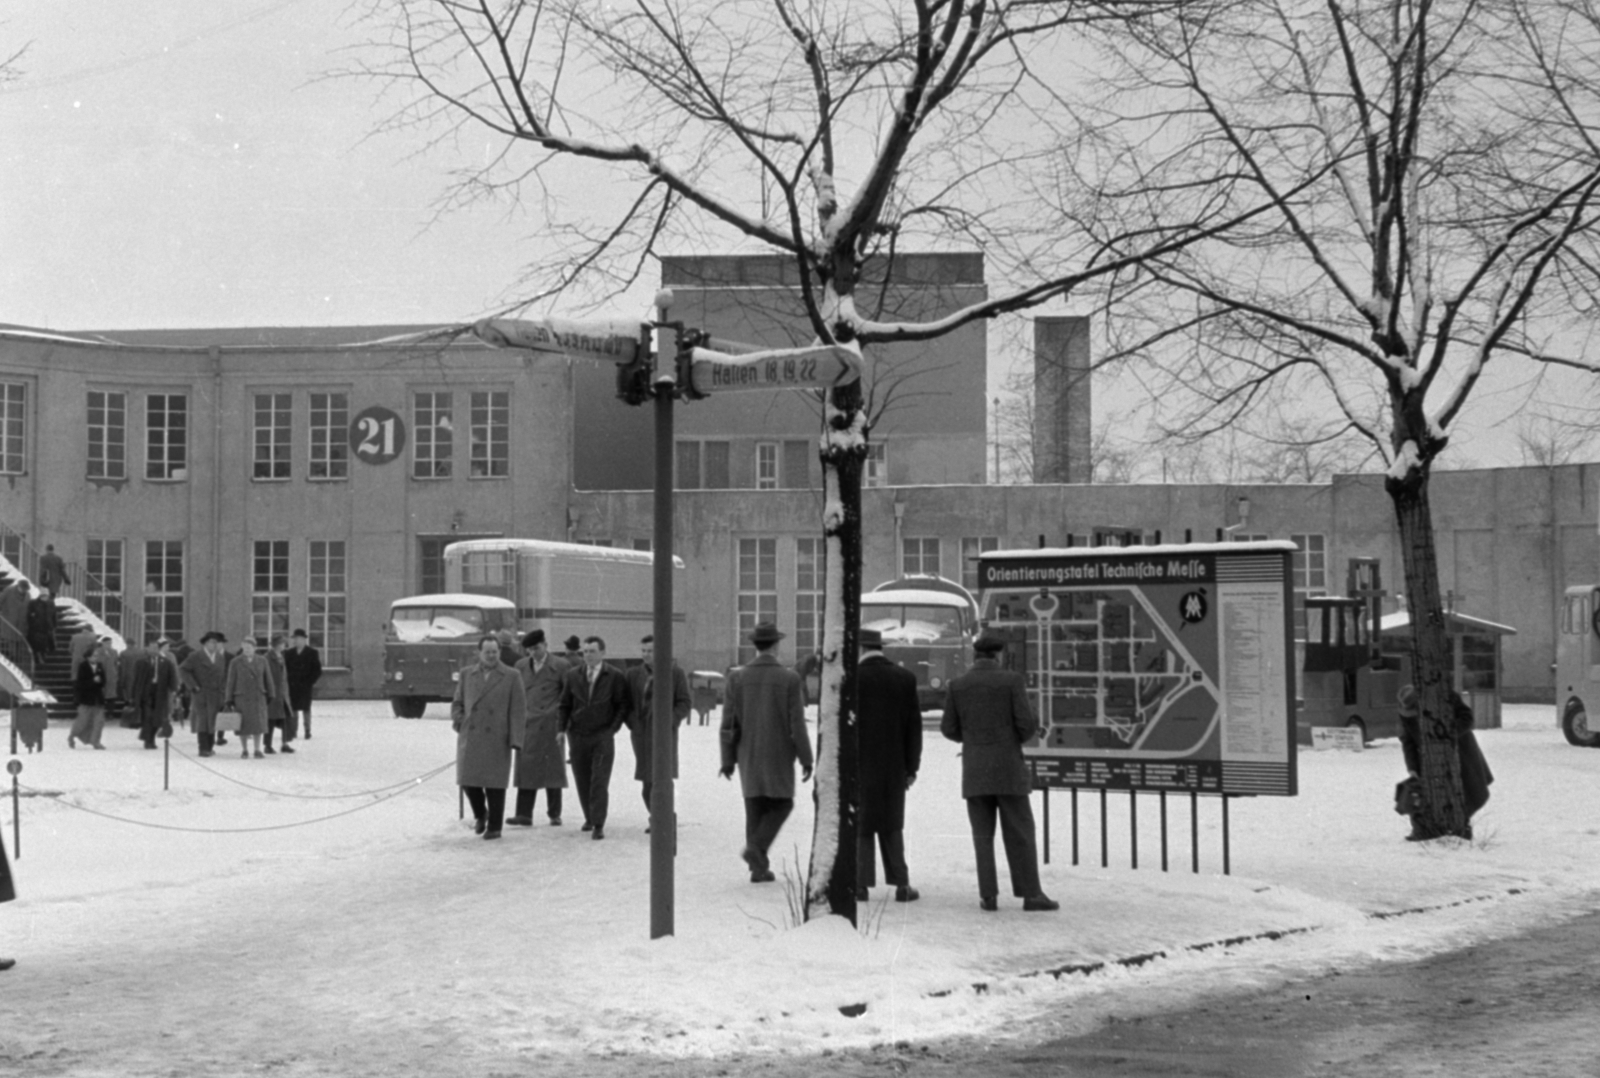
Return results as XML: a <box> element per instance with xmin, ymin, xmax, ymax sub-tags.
<box><xmin>178</xmin><ymin>631</ymin><xmax>230</xmax><ymax>757</ymax></box>
<box><xmin>625</xmin><ymin>634</ymin><xmax>691</xmax><ymax>823</ymax></box>
<box><xmin>282</xmin><ymin>628</ymin><xmax>322</xmax><ymax>740</ymax></box>
<box><xmin>37</xmin><ymin>544</ymin><xmax>69</xmax><ymax>595</ymax></box>
<box><xmin>507</xmin><ymin>630</ymin><xmax>570</xmax><ymax>826</ymax></box>
<box><xmin>136</xmin><ymin>638</ymin><xmax>179</xmax><ymax>749</ymax></box>
<box><xmin>720</xmin><ymin>622</ymin><xmax>814</xmax><ymax>883</ymax></box>
<box><xmin>558</xmin><ymin>635</ymin><xmax>632</xmax><ymax>840</ymax></box>
<box><xmin>452</xmin><ymin>635</ymin><xmax>526</xmax><ymax>840</ymax></box>
<box><xmin>1</xmin><ymin>827</ymin><xmax>15</xmax><ymax>971</ymax></box>
<box><xmin>1397</xmin><ymin>684</ymin><xmax>1495</xmax><ymax>841</ymax></box>
<box><xmin>941</xmin><ymin>630</ymin><xmax>1057</xmax><ymax>912</ymax></box>
<box><xmin>855</xmin><ymin>628</ymin><xmax>924</xmax><ymax>902</ymax></box>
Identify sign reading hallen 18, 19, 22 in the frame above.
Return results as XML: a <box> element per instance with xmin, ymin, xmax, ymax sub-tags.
<box><xmin>349</xmin><ymin>406</ymin><xmax>406</xmax><ymax>465</ymax></box>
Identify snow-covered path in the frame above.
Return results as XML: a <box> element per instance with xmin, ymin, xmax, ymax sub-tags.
<box><xmin>2</xmin><ymin>703</ymin><xmax>1596</xmax><ymax>1075</ymax></box>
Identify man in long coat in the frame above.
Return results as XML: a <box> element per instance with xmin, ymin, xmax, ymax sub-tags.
<box><xmin>37</xmin><ymin>544</ymin><xmax>69</xmax><ymax>595</ymax></box>
<box><xmin>941</xmin><ymin>630</ymin><xmax>1057</xmax><ymax>912</ymax></box>
<box><xmin>1</xmin><ymin>827</ymin><xmax>15</xmax><ymax>971</ymax></box>
<box><xmin>855</xmin><ymin>628</ymin><xmax>924</xmax><ymax>903</ymax></box>
<box><xmin>452</xmin><ymin>635</ymin><xmax>526</xmax><ymax>840</ymax></box>
<box><xmin>558</xmin><ymin>635</ymin><xmax>632</xmax><ymax>840</ymax></box>
<box><xmin>178</xmin><ymin>631</ymin><xmax>230</xmax><ymax>757</ymax></box>
<box><xmin>263</xmin><ymin>634</ymin><xmax>295</xmax><ymax>754</ymax></box>
<box><xmin>624</xmin><ymin>634</ymin><xmax>691</xmax><ymax>822</ymax></box>
<box><xmin>719</xmin><ymin>622</ymin><xmax>813</xmax><ymax>883</ymax></box>
<box><xmin>283</xmin><ymin>628</ymin><xmax>322</xmax><ymax>739</ymax></box>
<box><xmin>507</xmin><ymin>630</ymin><xmax>569</xmax><ymax>826</ymax></box>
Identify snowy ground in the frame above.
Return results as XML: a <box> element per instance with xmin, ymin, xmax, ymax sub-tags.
<box><xmin>1</xmin><ymin>701</ymin><xmax>1596</xmax><ymax>1075</ymax></box>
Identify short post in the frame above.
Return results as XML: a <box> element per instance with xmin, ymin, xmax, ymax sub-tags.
<box><xmin>163</xmin><ymin>738</ymin><xmax>170</xmax><ymax>792</ymax></box>
<box><xmin>1071</xmin><ymin>787</ymin><xmax>1079</xmax><ymax>866</ymax></box>
<box><xmin>1129</xmin><ymin>788</ymin><xmax>1138</xmax><ymax>870</ymax></box>
<box><xmin>1099</xmin><ymin>787</ymin><xmax>1108</xmax><ymax>868</ymax></box>
<box><xmin>1041</xmin><ymin>787</ymin><xmax>1050</xmax><ymax>865</ymax></box>
<box><xmin>7</xmin><ymin>759</ymin><xmax>19</xmax><ymax>859</ymax></box>
<box><xmin>1222</xmin><ymin>795</ymin><xmax>1232</xmax><ymax>876</ymax></box>
<box><xmin>1190</xmin><ymin>791</ymin><xmax>1199</xmax><ymax>873</ymax></box>
<box><xmin>1160</xmin><ymin>791</ymin><xmax>1168</xmax><ymax>872</ymax></box>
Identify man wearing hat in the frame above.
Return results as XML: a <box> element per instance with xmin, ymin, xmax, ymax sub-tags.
<box><xmin>283</xmin><ymin>628</ymin><xmax>322</xmax><ymax>741</ymax></box>
<box><xmin>178</xmin><ymin>631</ymin><xmax>231</xmax><ymax>758</ymax></box>
<box><xmin>720</xmin><ymin>621</ymin><xmax>814</xmax><ymax>883</ymax></box>
<box><xmin>1396</xmin><ymin>684</ymin><xmax>1494</xmax><ymax>840</ymax></box>
<box><xmin>855</xmin><ymin>627</ymin><xmax>924</xmax><ymax>902</ymax></box>
<box><xmin>941</xmin><ymin>629</ymin><xmax>1057</xmax><ymax>912</ymax></box>
<box><xmin>625</xmin><ymin>634</ymin><xmax>692</xmax><ymax>827</ymax></box>
<box><xmin>508</xmin><ymin>630</ymin><xmax>570</xmax><ymax>826</ymax></box>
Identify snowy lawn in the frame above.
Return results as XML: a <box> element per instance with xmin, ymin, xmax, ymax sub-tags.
<box><xmin>1</xmin><ymin>702</ymin><xmax>1596</xmax><ymax>1070</ymax></box>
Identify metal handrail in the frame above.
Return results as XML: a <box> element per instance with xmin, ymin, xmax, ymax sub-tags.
<box><xmin>0</xmin><ymin>520</ymin><xmax>163</xmax><ymax>644</ymax></box>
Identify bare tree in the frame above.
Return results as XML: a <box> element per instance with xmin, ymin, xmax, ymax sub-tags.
<box><xmin>351</xmin><ymin>0</ymin><xmax>1268</xmax><ymax>921</ymax></box>
<box><xmin>1091</xmin><ymin>0</ymin><xmax>1600</xmax><ymax>836</ymax></box>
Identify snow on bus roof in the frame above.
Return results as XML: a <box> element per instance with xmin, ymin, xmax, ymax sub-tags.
<box><xmin>981</xmin><ymin>540</ymin><xmax>1298</xmax><ymax>559</ymax></box>
<box><xmin>444</xmin><ymin>537</ymin><xmax>686</xmax><ymax>569</ymax></box>
<box><xmin>860</xmin><ymin>589</ymin><xmax>971</xmax><ymax>607</ymax></box>
<box><xmin>390</xmin><ymin>593</ymin><xmax>517</xmax><ymax>609</ymax></box>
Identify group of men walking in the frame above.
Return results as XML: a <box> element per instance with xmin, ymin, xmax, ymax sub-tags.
<box><xmin>453</xmin><ymin>618</ymin><xmax>1057</xmax><ymax>913</ymax></box>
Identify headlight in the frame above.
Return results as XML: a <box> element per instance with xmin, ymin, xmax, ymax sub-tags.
<box><xmin>930</xmin><ymin>676</ymin><xmax>943</xmax><ymax>689</ymax></box>
<box><xmin>451</xmin><ymin>670</ymin><xmax>461</xmax><ymax>682</ymax></box>
<box><xmin>393</xmin><ymin>670</ymin><xmax>405</xmax><ymax>681</ymax></box>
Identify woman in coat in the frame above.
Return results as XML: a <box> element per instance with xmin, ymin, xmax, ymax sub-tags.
<box><xmin>69</xmin><ymin>643</ymin><xmax>109</xmax><ymax>749</ymax></box>
<box><xmin>224</xmin><ymin>636</ymin><xmax>274</xmax><ymax>759</ymax></box>
<box><xmin>452</xmin><ymin>636</ymin><xmax>526</xmax><ymax>839</ymax></box>
<box><xmin>263</xmin><ymin>635</ymin><xmax>294</xmax><ymax>754</ymax></box>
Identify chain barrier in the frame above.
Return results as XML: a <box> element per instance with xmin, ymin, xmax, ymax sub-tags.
<box><xmin>14</xmin><ymin>760</ymin><xmax>455</xmax><ymax>834</ymax></box>
<box><xmin>162</xmin><ymin>741</ymin><xmax>454</xmax><ymax>801</ymax></box>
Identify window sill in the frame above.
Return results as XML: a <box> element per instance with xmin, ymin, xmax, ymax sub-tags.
<box><xmin>144</xmin><ymin>476</ymin><xmax>187</xmax><ymax>484</ymax></box>
<box><xmin>306</xmin><ymin>475</ymin><xmax>349</xmax><ymax>484</ymax></box>
<box><xmin>410</xmin><ymin>473</ymin><xmax>454</xmax><ymax>481</ymax></box>
<box><xmin>252</xmin><ymin>477</ymin><xmax>292</xmax><ymax>483</ymax></box>
<box><xmin>468</xmin><ymin>474</ymin><xmax>510</xmax><ymax>481</ymax></box>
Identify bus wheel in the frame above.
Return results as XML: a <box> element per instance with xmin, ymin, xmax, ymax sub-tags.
<box><xmin>1562</xmin><ymin>700</ymin><xmax>1599</xmax><ymax>747</ymax></box>
<box><xmin>391</xmin><ymin>696</ymin><xmax>427</xmax><ymax>720</ymax></box>
<box><xmin>1345</xmin><ymin>716</ymin><xmax>1368</xmax><ymax>744</ymax></box>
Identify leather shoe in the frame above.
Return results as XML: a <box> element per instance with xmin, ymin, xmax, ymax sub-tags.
<box><xmin>751</xmin><ymin>870</ymin><xmax>776</xmax><ymax>883</ymax></box>
<box><xmin>263</xmin><ymin>745</ymin><xmax>276</xmax><ymax>754</ymax></box>
<box><xmin>0</xmin><ymin>958</ymin><xmax>14</xmax><ymax>971</ymax></box>
<box><xmin>505</xmin><ymin>816</ymin><xmax>533</xmax><ymax>827</ymax></box>
<box><xmin>279</xmin><ymin>745</ymin><xmax>295</xmax><ymax>754</ymax></box>
<box><xmin>548</xmin><ymin>817</ymin><xmax>562</xmax><ymax>826</ymax></box>
<box><xmin>894</xmin><ymin>886</ymin><xmax>920</xmax><ymax>903</ymax></box>
<box><xmin>483</xmin><ymin>830</ymin><xmax>502</xmax><ymax>841</ymax></box>
<box><xmin>473</xmin><ymin>818</ymin><xmax>488</xmax><ymax>835</ymax></box>
<box><xmin>854</xmin><ymin>887</ymin><xmax>869</xmax><ymax>902</ymax></box>
<box><xmin>581</xmin><ymin>822</ymin><xmax>594</xmax><ymax>832</ymax></box>
<box><xmin>979</xmin><ymin>897</ymin><xmax>998</xmax><ymax>912</ymax></box>
<box><xmin>591</xmin><ymin>827</ymin><xmax>605</xmax><ymax>840</ymax></box>
<box><xmin>1023</xmin><ymin>894</ymin><xmax>1060</xmax><ymax>912</ymax></box>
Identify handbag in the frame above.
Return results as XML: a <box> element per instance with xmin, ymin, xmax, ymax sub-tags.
<box><xmin>214</xmin><ymin>709</ymin><xmax>243</xmax><ymax>733</ymax></box>
<box><xmin>1393</xmin><ymin>776</ymin><xmax>1423</xmax><ymax>816</ymax></box>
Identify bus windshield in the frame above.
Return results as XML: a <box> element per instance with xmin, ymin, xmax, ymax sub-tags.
<box><xmin>390</xmin><ymin>606</ymin><xmax>489</xmax><ymax>642</ymax></box>
<box><xmin>863</xmin><ymin>604</ymin><xmax>966</xmax><ymax>646</ymax></box>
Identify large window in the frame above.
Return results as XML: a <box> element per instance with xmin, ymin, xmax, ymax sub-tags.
<box><xmin>87</xmin><ymin>390</ymin><xmax>126</xmax><ymax>480</ymax></box>
<box><xmin>902</xmin><ymin>537</ymin><xmax>941</xmax><ymax>578</ymax></box>
<box><xmin>1290</xmin><ymin>533</ymin><xmax>1328</xmax><ymax>639</ymax></box>
<box><xmin>737</xmin><ymin>537</ymin><xmax>778</xmax><ymax>664</ymax></box>
<box><xmin>469</xmin><ymin>390</ymin><xmax>509</xmax><ymax>478</ymax></box>
<box><xmin>146</xmin><ymin>394</ymin><xmax>188</xmax><ymax>480</ymax></box>
<box><xmin>253</xmin><ymin>393</ymin><xmax>292</xmax><ymax>480</ymax></box>
<box><xmin>142</xmin><ymin>541</ymin><xmax>184</xmax><ymax>641</ymax></box>
<box><xmin>413</xmin><ymin>392</ymin><xmax>453</xmax><ymax>479</ymax></box>
<box><xmin>309</xmin><ymin>540</ymin><xmax>348</xmax><ymax>668</ymax></box>
<box><xmin>795</xmin><ymin>537</ymin><xmax>824</xmax><ymax>658</ymax></box>
<box><xmin>756</xmin><ymin>442</ymin><xmax>778</xmax><ymax>490</ymax></box>
<box><xmin>676</xmin><ymin>439</ymin><xmax>731</xmax><ymax>489</ymax></box>
<box><xmin>85</xmin><ymin>538</ymin><xmax>125</xmax><ymax>635</ymax></box>
<box><xmin>309</xmin><ymin>392</ymin><xmax>349</xmax><ymax>481</ymax></box>
<box><xmin>0</xmin><ymin>382</ymin><xmax>23</xmax><ymax>475</ymax></box>
<box><xmin>252</xmin><ymin>540</ymin><xmax>290</xmax><ymax>642</ymax></box>
<box><xmin>960</xmin><ymin>536</ymin><xmax>1000</xmax><ymax>592</ymax></box>
<box><xmin>783</xmin><ymin>440</ymin><xmax>811</xmax><ymax>489</ymax></box>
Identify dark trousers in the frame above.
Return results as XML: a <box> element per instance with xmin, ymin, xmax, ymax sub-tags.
<box><xmin>137</xmin><ymin>695</ymin><xmax>162</xmax><ymax>746</ymax></box>
<box><xmin>966</xmin><ymin>795</ymin><xmax>1042</xmax><ymax>899</ymax></box>
<box><xmin>568</xmin><ymin>732</ymin><xmax>616</xmax><ymax>829</ymax></box>
<box><xmin>514</xmin><ymin>787</ymin><xmax>564</xmax><ymax>820</ymax></box>
<box><xmin>264</xmin><ymin>710</ymin><xmax>299</xmax><ymax>748</ymax></box>
<box><xmin>856</xmin><ymin>828</ymin><xmax>909</xmax><ymax>888</ymax></box>
<box><xmin>462</xmin><ymin>787</ymin><xmax>507</xmax><ymax>832</ymax></box>
<box><xmin>295</xmin><ymin>705</ymin><xmax>312</xmax><ymax>738</ymax></box>
<box><xmin>742</xmin><ymin>796</ymin><xmax>794</xmax><ymax>873</ymax></box>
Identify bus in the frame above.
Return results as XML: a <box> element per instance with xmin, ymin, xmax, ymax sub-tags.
<box><xmin>382</xmin><ymin>538</ymin><xmax>685</xmax><ymax>719</ymax></box>
<box><xmin>860</xmin><ymin>575</ymin><xmax>979</xmax><ymax>711</ymax></box>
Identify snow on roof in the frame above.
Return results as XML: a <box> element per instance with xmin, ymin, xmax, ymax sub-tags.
<box><xmin>983</xmin><ymin>540</ymin><xmax>1298</xmax><ymax>559</ymax></box>
<box><xmin>1380</xmin><ymin>610</ymin><xmax>1517</xmax><ymax>635</ymax></box>
<box><xmin>860</xmin><ymin>589</ymin><xmax>972</xmax><ymax>608</ymax></box>
<box><xmin>390</xmin><ymin>593</ymin><xmax>517</xmax><ymax>610</ymax></box>
<box><xmin>445</xmin><ymin>538</ymin><xmax>686</xmax><ymax>569</ymax></box>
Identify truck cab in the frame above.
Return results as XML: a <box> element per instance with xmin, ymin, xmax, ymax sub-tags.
<box><xmin>861</xmin><ymin>575</ymin><xmax>979</xmax><ymax>711</ymax></box>
<box><xmin>382</xmin><ymin>593</ymin><xmax>519</xmax><ymax>718</ymax></box>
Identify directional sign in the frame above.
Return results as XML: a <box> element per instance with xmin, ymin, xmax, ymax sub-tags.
<box><xmin>689</xmin><ymin>343</ymin><xmax>861</xmax><ymax>394</ymax></box>
<box><xmin>473</xmin><ymin>316</ymin><xmax>644</xmax><ymax>364</ymax></box>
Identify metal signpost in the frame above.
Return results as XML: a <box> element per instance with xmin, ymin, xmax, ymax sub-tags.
<box><xmin>473</xmin><ymin>303</ymin><xmax>860</xmax><ymax>939</ymax></box>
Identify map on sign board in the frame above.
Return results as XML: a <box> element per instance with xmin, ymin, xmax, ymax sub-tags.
<box><xmin>976</xmin><ymin>541</ymin><xmax>1298</xmax><ymax>797</ymax></box>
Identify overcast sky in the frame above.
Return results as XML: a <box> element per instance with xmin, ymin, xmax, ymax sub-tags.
<box><xmin>0</xmin><ymin>2</ymin><xmax>1589</xmax><ymax>472</ymax></box>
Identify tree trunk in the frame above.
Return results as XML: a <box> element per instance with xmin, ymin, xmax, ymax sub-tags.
<box><xmin>806</xmin><ymin>375</ymin><xmax>863</xmax><ymax>924</ymax></box>
<box><xmin>1387</xmin><ymin>466</ymin><xmax>1469</xmax><ymax>838</ymax></box>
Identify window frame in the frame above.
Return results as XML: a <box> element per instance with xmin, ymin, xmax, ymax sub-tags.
<box><xmin>412</xmin><ymin>391</ymin><xmax>454</xmax><ymax>480</ymax></box>
<box><xmin>308</xmin><ymin>391</ymin><xmax>350</xmax><ymax>482</ymax></box>
<box><xmin>87</xmin><ymin>389</ymin><xmax>127</xmax><ymax>481</ymax></box>
<box><xmin>145</xmin><ymin>393</ymin><xmax>189</xmax><ymax>482</ymax></box>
